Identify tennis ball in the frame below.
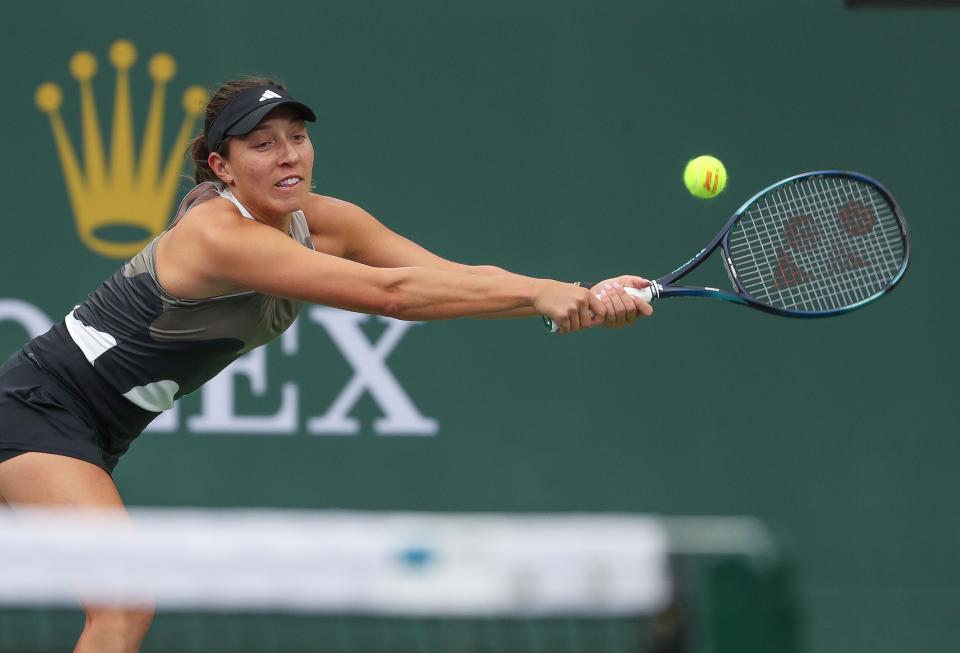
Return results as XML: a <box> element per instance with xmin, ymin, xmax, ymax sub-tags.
<box><xmin>683</xmin><ymin>155</ymin><xmax>727</xmax><ymax>199</ymax></box>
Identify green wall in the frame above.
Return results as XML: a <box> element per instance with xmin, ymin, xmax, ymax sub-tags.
<box><xmin>1</xmin><ymin>2</ymin><xmax>956</xmax><ymax>652</ymax></box>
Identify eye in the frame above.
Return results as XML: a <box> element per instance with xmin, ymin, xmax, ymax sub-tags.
<box><xmin>253</xmin><ymin>139</ymin><xmax>273</xmax><ymax>150</ymax></box>
<box><xmin>291</xmin><ymin>133</ymin><xmax>307</xmax><ymax>143</ymax></box>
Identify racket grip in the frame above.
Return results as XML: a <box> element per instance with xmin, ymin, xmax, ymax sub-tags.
<box><xmin>544</xmin><ymin>285</ymin><xmax>655</xmax><ymax>332</ymax></box>
<box><xmin>624</xmin><ymin>286</ymin><xmax>653</xmax><ymax>302</ymax></box>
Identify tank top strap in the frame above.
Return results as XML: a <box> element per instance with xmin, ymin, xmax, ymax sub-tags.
<box><xmin>217</xmin><ymin>186</ymin><xmax>256</xmax><ymax>220</ymax></box>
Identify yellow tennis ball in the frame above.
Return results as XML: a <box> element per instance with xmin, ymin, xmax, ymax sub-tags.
<box><xmin>683</xmin><ymin>155</ymin><xmax>727</xmax><ymax>199</ymax></box>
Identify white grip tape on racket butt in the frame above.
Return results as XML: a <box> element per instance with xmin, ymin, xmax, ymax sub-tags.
<box><xmin>546</xmin><ymin>286</ymin><xmax>654</xmax><ymax>333</ymax></box>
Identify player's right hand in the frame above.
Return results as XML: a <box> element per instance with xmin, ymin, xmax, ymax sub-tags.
<box><xmin>534</xmin><ymin>281</ymin><xmax>606</xmax><ymax>334</ymax></box>
<box><xmin>594</xmin><ymin>276</ymin><xmax>654</xmax><ymax>328</ymax></box>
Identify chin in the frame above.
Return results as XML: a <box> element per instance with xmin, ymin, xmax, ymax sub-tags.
<box><xmin>271</xmin><ymin>187</ymin><xmax>309</xmax><ymax>211</ymax></box>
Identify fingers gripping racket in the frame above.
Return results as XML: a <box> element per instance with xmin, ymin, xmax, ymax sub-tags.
<box><xmin>545</xmin><ymin>171</ymin><xmax>909</xmax><ymax>331</ymax></box>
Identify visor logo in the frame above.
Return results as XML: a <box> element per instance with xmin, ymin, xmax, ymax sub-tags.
<box><xmin>259</xmin><ymin>90</ymin><xmax>282</xmax><ymax>102</ymax></box>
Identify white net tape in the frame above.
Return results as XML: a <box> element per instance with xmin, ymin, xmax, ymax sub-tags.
<box><xmin>0</xmin><ymin>509</ymin><xmax>671</xmax><ymax>616</ymax></box>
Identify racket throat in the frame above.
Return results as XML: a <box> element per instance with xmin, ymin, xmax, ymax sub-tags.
<box><xmin>649</xmin><ymin>281</ymin><xmax>663</xmax><ymax>300</ymax></box>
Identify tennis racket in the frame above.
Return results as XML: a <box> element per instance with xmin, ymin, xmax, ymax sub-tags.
<box><xmin>545</xmin><ymin>170</ymin><xmax>909</xmax><ymax>331</ymax></box>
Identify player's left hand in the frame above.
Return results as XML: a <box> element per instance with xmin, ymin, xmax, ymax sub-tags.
<box><xmin>593</xmin><ymin>275</ymin><xmax>654</xmax><ymax>328</ymax></box>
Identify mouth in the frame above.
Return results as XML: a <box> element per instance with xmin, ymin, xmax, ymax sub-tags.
<box><xmin>275</xmin><ymin>175</ymin><xmax>303</xmax><ymax>189</ymax></box>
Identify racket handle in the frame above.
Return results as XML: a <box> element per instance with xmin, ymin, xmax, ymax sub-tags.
<box><xmin>624</xmin><ymin>286</ymin><xmax>653</xmax><ymax>302</ymax></box>
<box><xmin>544</xmin><ymin>286</ymin><xmax>655</xmax><ymax>332</ymax></box>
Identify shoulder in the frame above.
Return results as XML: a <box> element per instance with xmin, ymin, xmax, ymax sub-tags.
<box><xmin>173</xmin><ymin>195</ymin><xmax>260</xmax><ymax>242</ymax></box>
<box><xmin>164</xmin><ymin>195</ymin><xmax>267</xmax><ymax>263</ymax></box>
<box><xmin>155</xmin><ymin>195</ymin><xmax>263</xmax><ymax>297</ymax></box>
<box><xmin>301</xmin><ymin>193</ymin><xmax>385</xmax><ymax>257</ymax></box>
<box><xmin>179</xmin><ymin>194</ymin><xmax>248</xmax><ymax>226</ymax></box>
<box><xmin>302</xmin><ymin>193</ymin><xmax>374</xmax><ymax>229</ymax></box>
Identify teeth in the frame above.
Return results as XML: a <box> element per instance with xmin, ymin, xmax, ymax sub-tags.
<box><xmin>277</xmin><ymin>177</ymin><xmax>301</xmax><ymax>187</ymax></box>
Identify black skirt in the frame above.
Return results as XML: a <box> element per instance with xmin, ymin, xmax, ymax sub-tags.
<box><xmin>0</xmin><ymin>349</ymin><xmax>111</xmax><ymax>473</ymax></box>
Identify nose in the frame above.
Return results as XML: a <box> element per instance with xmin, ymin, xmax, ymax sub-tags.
<box><xmin>278</xmin><ymin>137</ymin><xmax>300</xmax><ymax>165</ymax></box>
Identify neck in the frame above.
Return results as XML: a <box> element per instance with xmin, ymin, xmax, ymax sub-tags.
<box><xmin>224</xmin><ymin>185</ymin><xmax>293</xmax><ymax>233</ymax></box>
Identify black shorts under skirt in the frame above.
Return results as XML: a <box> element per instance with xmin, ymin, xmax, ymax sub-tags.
<box><xmin>0</xmin><ymin>350</ymin><xmax>110</xmax><ymax>473</ymax></box>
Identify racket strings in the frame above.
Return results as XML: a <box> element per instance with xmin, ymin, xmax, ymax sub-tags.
<box><xmin>726</xmin><ymin>176</ymin><xmax>906</xmax><ymax>313</ymax></box>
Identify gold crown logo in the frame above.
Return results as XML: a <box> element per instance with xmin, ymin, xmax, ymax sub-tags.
<box><xmin>35</xmin><ymin>39</ymin><xmax>208</xmax><ymax>259</ymax></box>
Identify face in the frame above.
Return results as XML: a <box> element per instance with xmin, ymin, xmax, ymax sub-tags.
<box><xmin>208</xmin><ymin>106</ymin><xmax>314</xmax><ymax>221</ymax></box>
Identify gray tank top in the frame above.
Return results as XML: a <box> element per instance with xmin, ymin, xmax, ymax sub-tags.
<box><xmin>59</xmin><ymin>181</ymin><xmax>315</xmax><ymax>412</ymax></box>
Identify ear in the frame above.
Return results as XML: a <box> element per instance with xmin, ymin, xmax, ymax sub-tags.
<box><xmin>208</xmin><ymin>151</ymin><xmax>234</xmax><ymax>185</ymax></box>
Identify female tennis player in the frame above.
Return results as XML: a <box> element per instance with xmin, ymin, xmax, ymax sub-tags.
<box><xmin>0</xmin><ymin>77</ymin><xmax>652</xmax><ymax>652</ymax></box>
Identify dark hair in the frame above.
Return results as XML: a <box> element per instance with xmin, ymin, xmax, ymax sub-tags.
<box><xmin>189</xmin><ymin>77</ymin><xmax>286</xmax><ymax>184</ymax></box>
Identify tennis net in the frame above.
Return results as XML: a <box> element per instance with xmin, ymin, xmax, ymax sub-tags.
<box><xmin>0</xmin><ymin>509</ymin><xmax>798</xmax><ymax>653</ymax></box>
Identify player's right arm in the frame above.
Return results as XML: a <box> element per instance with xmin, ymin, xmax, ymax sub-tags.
<box><xmin>303</xmin><ymin>194</ymin><xmax>651</xmax><ymax>324</ymax></box>
<box><xmin>163</xmin><ymin>200</ymin><xmax>606</xmax><ymax>332</ymax></box>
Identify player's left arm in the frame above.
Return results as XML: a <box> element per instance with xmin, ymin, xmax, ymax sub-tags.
<box><xmin>302</xmin><ymin>194</ymin><xmax>650</xmax><ymax>323</ymax></box>
<box><xmin>304</xmin><ymin>194</ymin><xmax>536</xmax><ymax>317</ymax></box>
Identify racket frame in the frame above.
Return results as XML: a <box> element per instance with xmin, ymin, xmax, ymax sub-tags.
<box><xmin>648</xmin><ymin>170</ymin><xmax>910</xmax><ymax>318</ymax></box>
